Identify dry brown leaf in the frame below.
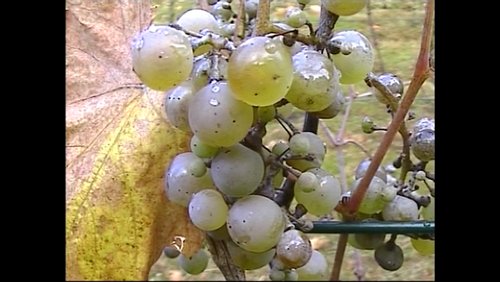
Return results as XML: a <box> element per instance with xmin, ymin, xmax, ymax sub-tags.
<box><xmin>65</xmin><ymin>0</ymin><xmax>203</xmax><ymax>280</ymax></box>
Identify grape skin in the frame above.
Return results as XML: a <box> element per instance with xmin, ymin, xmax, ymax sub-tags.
<box><xmin>188</xmin><ymin>81</ymin><xmax>254</xmax><ymax>147</ymax></box>
<box><xmin>228</xmin><ymin>36</ymin><xmax>294</xmax><ymax>106</ymax></box>
<box><xmin>227</xmin><ymin>195</ymin><xmax>285</xmax><ymax>253</ymax></box>
<box><xmin>131</xmin><ymin>25</ymin><xmax>193</xmax><ymax>91</ymax></box>
<box><xmin>330</xmin><ymin>30</ymin><xmax>374</xmax><ymax>85</ymax></box>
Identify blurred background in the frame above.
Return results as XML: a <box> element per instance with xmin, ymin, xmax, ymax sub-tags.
<box><xmin>149</xmin><ymin>0</ymin><xmax>434</xmax><ymax>280</ymax></box>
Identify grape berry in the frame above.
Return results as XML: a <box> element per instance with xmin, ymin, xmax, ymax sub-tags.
<box><xmin>130</xmin><ymin>0</ymin><xmax>434</xmax><ymax>279</ymax></box>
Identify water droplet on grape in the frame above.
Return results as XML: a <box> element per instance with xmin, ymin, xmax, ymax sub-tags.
<box><xmin>264</xmin><ymin>42</ymin><xmax>278</xmax><ymax>54</ymax></box>
<box><xmin>134</xmin><ymin>38</ymin><xmax>144</xmax><ymax>50</ymax></box>
<box><xmin>209</xmin><ymin>98</ymin><xmax>220</xmax><ymax>106</ymax></box>
<box><xmin>212</xmin><ymin>85</ymin><xmax>220</xmax><ymax>93</ymax></box>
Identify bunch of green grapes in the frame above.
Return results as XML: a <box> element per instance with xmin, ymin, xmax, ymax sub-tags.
<box><xmin>131</xmin><ymin>0</ymin><xmax>433</xmax><ymax>279</ymax></box>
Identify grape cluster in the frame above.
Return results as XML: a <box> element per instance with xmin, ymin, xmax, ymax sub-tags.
<box><xmin>131</xmin><ymin>0</ymin><xmax>433</xmax><ymax>279</ymax></box>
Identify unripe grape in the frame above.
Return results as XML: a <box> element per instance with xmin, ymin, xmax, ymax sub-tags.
<box><xmin>361</xmin><ymin>116</ymin><xmax>375</xmax><ymax>134</ymax></box>
<box><xmin>178</xmin><ymin>249</ymin><xmax>209</xmax><ymax>275</ymax></box>
<box><xmin>411</xmin><ymin>238</ymin><xmax>434</xmax><ymax>256</ymax></box>
<box><xmin>285</xmin><ymin>7</ymin><xmax>308</xmax><ymax>28</ymax></box>
<box><xmin>164</xmin><ymin>245</ymin><xmax>180</xmax><ymax>259</ymax></box>
<box><xmin>190</xmin><ymin>135</ymin><xmax>219</xmax><ymax>159</ymax></box>
<box><xmin>228</xmin><ymin>36</ymin><xmax>294</xmax><ymax>106</ymax></box>
<box><xmin>322</xmin><ymin>0</ymin><xmax>368</xmax><ymax>16</ymax></box>
<box><xmin>329</xmin><ymin>30</ymin><xmax>374</xmax><ymax>84</ymax></box>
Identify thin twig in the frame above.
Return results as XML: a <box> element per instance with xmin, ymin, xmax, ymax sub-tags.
<box><xmin>366</xmin><ymin>0</ymin><xmax>385</xmax><ymax>72</ymax></box>
<box><xmin>366</xmin><ymin>74</ymin><xmax>412</xmax><ymax>183</ymax></box>
<box><xmin>338</xmin><ymin>0</ymin><xmax>434</xmax><ymax>217</ymax></box>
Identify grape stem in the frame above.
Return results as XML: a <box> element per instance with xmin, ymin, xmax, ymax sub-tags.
<box><xmin>366</xmin><ymin>0</ymin><xmax>385</xmax><ymax>72</ymax></box>
<box><xmin>365</xmin><ymin>73</ymin><xmax>412</xmax><ymax>183</ymax></box>
<box><xmin>205</xmin><ymin>235</ymin><xmax>246</xmax><ymax>281</ymax></box>
<box><xmin>338</xmin><ymin>0</ymin><xmax>434</xmax><ymax>217</ymax></box>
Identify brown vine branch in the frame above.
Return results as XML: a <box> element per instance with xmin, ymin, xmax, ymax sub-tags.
<box><xmin>234</xmin><ymin>0</ymin><xmax>246</xmax><ymax>44</ymax></box>
<box><xmin>253</xmin><ymin>0</ymin><xmax>270</xmax><ymax>36</ymax></box>
<box><xmin>338</xmin><ymin>0</ymin><xmax>434</xmax><ymax>217</ymax></box>
<box><xmin>330</xmin><ymin>233</ymin><xmax>349</xmax><ymax>281</ymax></box>
<box><xmin>197</xmin><ymin>0</ymin><xmax>209</xmax><ymax>10</ymax></box>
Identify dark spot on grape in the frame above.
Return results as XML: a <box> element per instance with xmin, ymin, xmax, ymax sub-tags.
<box><xmin>232</xmin><ymin>120</ymin><xmax>236</xmax><ymax>123</ymax></box>
<box><xmin>272</xmin><ymin>74</ymin><xmax>280</xmax><ymax>80</ymax></box>
<box><xmin>177</xmin><ymin>97</ymin><xmax>180</xmax><ymax>100</ymax></box>
<box><xmin>214</xmin><ymin>112</ymin><xmax>217</xmax><ymax>116</ymax></box>
<box><xmin>228</xmin><ymin>225</ymin><xmax>232</xmax><ymax>229</ymax></box>
<box><xmin>177</xmin><ymin>189</ymin><xmax>181</xmax><ymax>192</ymax></box>
<box><xmin>305</xmin><ymin>55</ymin><xmax>309</xmax><ymax>58</ymax></box>
<box><xmin>254</xmin><ymin>93</ymin><xmax>259</xmax><ymax>96</ymax></box>
<box><xmin>242</xmin><ymin>220</ymin><xmax>246</xmax><ymax>223</ymax></box>
<box><xmin>185</xmin><ymin>191</ymin><xmax>189</xmax><ymax>194</ymax></box>
<box><xmin>158</xmin><ymin>55</ymin><xmax>163</xmax><ymax>58</ymax></box>
<box><xmin>210</xmin><ymin>212</ymin><xmax>213</xmax><ymax>216</ymax></box>
<box><xmin>216</xmin><ymin>123</ymin><xmax>221</xmax><ymax>128</ymax></box>
<box><xmin>215</xmin><ymin>130</ymin><xmax>219</xmax><ymax>133</ymax></box>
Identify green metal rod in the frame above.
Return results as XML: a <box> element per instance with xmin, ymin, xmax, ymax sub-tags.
<box><xmin>306</xmin><ymin>221</ymin><xmax>434</xmax><ymax>234</ymax></box>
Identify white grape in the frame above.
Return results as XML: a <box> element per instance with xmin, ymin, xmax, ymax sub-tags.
<box><xmin>188</xmin><ymin>189</ymin><xmax>228</xmax><ymax>231</ymax></box>
<box><xmin>226</xmin><ymin>240</ymin><xmax>276</xmax><ymax>270</ymax></box>
<box><xmin>228</xmin><ymin>36</ymin><xmax>294</xmax><ymax>106</ymax></box>
<box><xmin>164</xmin><ymin>80</ymin><xmax>197</xmax><ymax>132</ymax></box>
<box><xmin>286</xmin><ymin>50</ymin><xmax>339</xmax><ymax>112</ymax></box>
<box><xmin>211</xmin><ymin>143</ymin><xmax>265</xmax><ymax>197</ymax></box>
<box><xmin>382</xmin><ymin>195</ymin><xmax>419</xmax><ymax>221</ymax></box>
<box><xmin>165</xmin><ymin>152</ymin><xmax>215</xmax><ymax>207</ymax></box>
<box><xmin>322</xmin><ymin>0</ymin><xmax>368</xmax><ymax>16</ymax></box>
<box><xmin>227</xmin><ymin>195</ymin><xmax>285</xmax><ymax>252</ymax></box>
<box><xmin>188</xmin><ymin>81</ymin><xmax>254</xmax><ymax>147</ymax></box>
<box><xmin>178</xmin><ymin>249</ymin><xmax>209</xmax><ymax>275</ymax></box>
<box><xmin>329</xmin><ymin>30</ymin><xmax>374</xmax><ymax>84</ymax></box>
<box><xmin>131</xmin><ymin>24</ymin><xmax>193</xmax><ymax>91</ymax></box>
<box><xmin>294</xmin><ymin>168</ymin><xmax>341</xmax><ymax>216</ymax></box>
<box><xmin>296</xmin><ymin>250</ymin><xmax>329</xmax><ymax>281</ymax></box>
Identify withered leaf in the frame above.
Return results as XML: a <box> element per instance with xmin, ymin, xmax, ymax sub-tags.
<box><xmin>66</xmin><ymin>0</ymin><xmax>203</xmax><ymax>280</ymax></box>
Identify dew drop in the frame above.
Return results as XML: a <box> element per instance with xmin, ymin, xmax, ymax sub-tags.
<box><xmin>134</xmin><ymin>38</ymin><xmax>144</xmax><ymax>51</ymax></box>
<box><xmin>264</xmin><ymin>41</ymin><xmax>277</xmax><ymax>54</ymax></box>
<box><xmin>212</xmin><ymin>85</ymin><xmax>220</xmax><ymax>93</ymax></box>
<box><xmin>209</xmin><ymin>98</ymin><xmax>220</xmax><ymax>106</ymax></box>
